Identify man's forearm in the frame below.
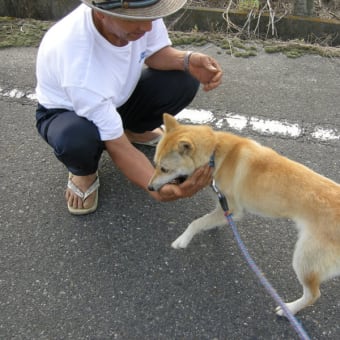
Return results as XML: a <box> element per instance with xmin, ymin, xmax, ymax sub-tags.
<box><xmin>104</xmin><ymin>135</ymin><xmax>161</xmax><ymax>200</ymax></box>
<box><xmin>145</xmin><ymin>46</ymin><xmax>186</xmax><ymax>71</ymax></box>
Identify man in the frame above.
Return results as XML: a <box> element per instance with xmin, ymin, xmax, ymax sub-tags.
<box><xmin>35</xmin><ymin>0</ymin><xmax>223</xmax><ymax>215</ymax></box>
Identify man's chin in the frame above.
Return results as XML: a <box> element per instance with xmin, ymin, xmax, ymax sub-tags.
<box><xmin>130</xmin><ymin>33</ymin><xmax>145</xmax><ymax>40</ymax></box>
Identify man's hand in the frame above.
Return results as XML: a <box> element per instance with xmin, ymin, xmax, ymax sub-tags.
<box><xmin>145</xmin><ymin>47</ymin><xmax>222</xmax><ymax>92</ymax></box>
<box><xmin>188</xmin><ymin>52</ymin><xmax>223</xmax><ymax>92</ymax></box>
<box><xmin>156</xmin><ymin>164</ymin><xmax>213</xmax><ymax>201</ymax></box>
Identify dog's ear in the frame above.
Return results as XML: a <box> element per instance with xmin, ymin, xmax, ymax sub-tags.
<box><xmin>178</xmin><ymin>140</ymin><xmax>193</xmax><ymax>155</ymax></box>
<box><xmin>163</xmin><ymin>113</ymin><xmax>179</xmax><ymax>132</ymax></box>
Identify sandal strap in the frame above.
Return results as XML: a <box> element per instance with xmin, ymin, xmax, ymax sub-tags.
<box><xmin>67</xmin><ymin>176</ymin><xmax>100</xmax><ymax>201</ymax></box>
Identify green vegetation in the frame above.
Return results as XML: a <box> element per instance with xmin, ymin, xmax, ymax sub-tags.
<box><xmin>0</xmin><ymin>16</ymin><xmax>339</xmax><ymax>59</ymax></box>
<box><xmin>264</xmin><ymin>40</ymin><xmax>340</xmax><ymax>58</ymax></box>
<box><xmin>217</xmin><ymin>37</ymin><xmax>258</xmax><ymax>57</ymax></box>
<box><xmin>0</xmin><ymin>17</ymin><xmax>53</xmax><ymax>48</ymax></box>
<box><xmin>170</xmin><ymin>31</ymin><xmax>259</xmax><ymax>58</ymax></box>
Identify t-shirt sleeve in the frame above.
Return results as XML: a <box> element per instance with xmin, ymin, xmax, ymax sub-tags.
<box><xmin>65</xmin><ymin>86</ymin><xmax>124</xmax><ymax>141</ymax></box>
<box><xmin>145</xmin><ymin>19</ymin><xmax>172</xmax><ymax>57</ymax></box>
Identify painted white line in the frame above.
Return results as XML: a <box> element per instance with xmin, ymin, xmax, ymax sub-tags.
<box><xmin>249</xmin><ymin>117</ymin><xmax>301</xmax><ymax>137</ymax></box>
<box><xmin>26</xmin><ymin>93</ymin><xmax>37</xmax><ymax>101</ymax></box>
<box><xmin>312</xmin><ymin>127</ymin><xmax>340</xmax><ymax>141</ymax></box>
<box><xmin>1</xmin><ymin>89</ymin><xmax>338</xmax><ymax>143</ymax></box>
<box><xmin>176</xmin><ymin>109</ymin><xmax>214</xmax><ymax>123</ymax></box>
<box><xmin>177</xmin><ymin>109</ymin><xmax>339</xmax><ymax>142</ymax></box>
<box><xmin>0</xmin><ymin>87</ymin><xmax>37</xmax><ymax>100</ymax></box>
<box><xmin>216</xmin><ymin>113</ymin><xmax>248</xmax><ymax>131</ymax></box>
<box><xmin>4</xmin><ymin>88</ymin><xmax>25</xmax><ymax>98</ymax></box>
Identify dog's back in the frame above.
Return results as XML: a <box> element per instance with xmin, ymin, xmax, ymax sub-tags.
<box><xmin>214</xmin><ymin>131</ymin><xmax>340</xmax><ymax>222</ymax></box>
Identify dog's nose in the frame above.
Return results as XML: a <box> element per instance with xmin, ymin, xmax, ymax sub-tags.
<box><xmin>148</xmin><ymin>185</ymin><xmax>155</xmax><ymax>191</ymax></box>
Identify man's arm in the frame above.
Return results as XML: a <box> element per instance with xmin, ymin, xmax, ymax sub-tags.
<box><xmin>145</xmin><ymin>46</ymin><xmax>223</xmax><ymax>91</ymax></box>
<box><xmin>145</xmin><ymin>46</ymin><xmax>186</xmax><ymax>71</ymax></box>
<box><xmin>104</xmin><ymin>134</ymin><xmax>212</xmax><ymax>202</ymax></box>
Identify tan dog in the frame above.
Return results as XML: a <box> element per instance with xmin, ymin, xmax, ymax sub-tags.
<box><xmin>148</xmin><ymin>113</ymin><xmax>340</xmax><ymax>316</ymax></box>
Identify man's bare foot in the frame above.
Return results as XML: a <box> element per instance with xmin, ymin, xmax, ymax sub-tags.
<box><xmin>66</xmin><ymin>173</ymin><xmax>98</xmax><ymax>211</ymax></box>
<box><xmin>125</xmin><ymin>127</ymin><xmax>163</xmax><ymax>144</ymax></box>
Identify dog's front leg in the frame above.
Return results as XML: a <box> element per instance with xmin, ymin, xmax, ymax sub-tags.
<box><xmin>171</xmin><ymin>207</ymin><xmax>227</xmax><ymax>249</ymax></box>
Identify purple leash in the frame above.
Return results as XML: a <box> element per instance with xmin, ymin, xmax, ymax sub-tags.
<box><xmin>210</xmin><ymin>179</ymin><xmax>311</xmax><ymax>340</ymax></box>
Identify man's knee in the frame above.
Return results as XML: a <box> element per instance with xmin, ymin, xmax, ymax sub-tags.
<box><xmin>182</xmin><ymin>72</ymin><xmax>200</xmax><ymax>99</ymax></box>
<box><xmin>54</xmin><ymin>118</ymin><xmax>101</xmax><ymax>157</ymax></box>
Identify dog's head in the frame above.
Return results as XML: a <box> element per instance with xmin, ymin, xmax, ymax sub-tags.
<box><xmin>148</xmin><ymin>114</ymin><xmax>215</xmax><ymax>191</ymax></box>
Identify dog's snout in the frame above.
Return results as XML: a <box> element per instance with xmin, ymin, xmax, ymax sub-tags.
<box><xmin>148</xmin><ymin>185</ymin><xmax>155</xmax><ymax>191</ymax></box>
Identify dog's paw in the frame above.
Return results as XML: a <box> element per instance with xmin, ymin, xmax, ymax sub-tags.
<box><xmin>171</xmin><ymin>235</ymin><xmax>190</xmax><ymax>249</ymax></box>
<box><xmin>275</xmin><ymin>299</ymin><xmax>306</xmax><ymax>317</ymax></box>
<box><xmin>275</xmin><ymin>304</ymin><xmax>296</xmax><ymax>317</ymax></box>
<box><xmin>275</xmin><ymin>306</ymin><xmax>285</xmax><ymax>317</ymax></box>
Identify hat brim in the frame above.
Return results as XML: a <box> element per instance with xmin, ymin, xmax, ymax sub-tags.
<box><xmin>81</xmin><ymin>0</ymin><xmax>187</xmax><ymax>20</ymax></box>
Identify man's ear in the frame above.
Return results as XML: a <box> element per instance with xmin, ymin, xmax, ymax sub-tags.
<box><xmin>163</xmin><ymin>113</ymin><xmax>179</xmax><ymax>132</ymax></box>
<box><xmin>178</xmin><ymin>140</ymin><xmax>193</xmax><ymax>155</ymax></box>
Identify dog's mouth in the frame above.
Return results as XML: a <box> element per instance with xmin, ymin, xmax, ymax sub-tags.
<box><xmin>168</xmin><ymin>175</ymin><xmax>188</xmax><ymax>185</ymax></box>
<box><xmin>148</xmin><ymin>174</ymin><xmax>189</xmax><ymax>192</ymax></box>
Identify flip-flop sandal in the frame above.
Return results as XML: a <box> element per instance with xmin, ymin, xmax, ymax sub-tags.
<box><xmin>133</xmin><ymin>134</ymin><xmax>162</xmax><ymax>147</ymax></box>
<box><xmin>132</xmin><ymin>126</ymin><xmax>164</xmax><ymax>147</ymax></box>
<box><xmin>67</xmin><ymin>172</ymin><xmax>100</xmax><ymax>215</ymax></box>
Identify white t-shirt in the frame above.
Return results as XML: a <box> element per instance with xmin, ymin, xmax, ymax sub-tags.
<box><xmin>36</xmin><ymin>4</ymin><xmax>171</xmax><ymax>141</ymax></box>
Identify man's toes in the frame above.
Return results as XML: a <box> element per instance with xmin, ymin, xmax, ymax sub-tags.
<box><xmin>83</xmin><ymin>193</ymin><xmax>95</xmax><ymax>209</ymax></box>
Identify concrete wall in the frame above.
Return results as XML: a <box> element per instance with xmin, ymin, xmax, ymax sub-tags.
<box><xmin>294</xmin><ymin>0</ymin><xmax>314</xmax><ymax>16</ymax></box>
<box><xmin>0</xmin><ymin>0</ymin><xmax>79</xmax><ymax>20</ymax></box>
<box><xmin>1</xmin><ymin>1</ymin><xmax>339</xmax><ymax>46</ymax></box>
<box><xmin>165</xmin><ymin>7</ymin><xmax>340</xmax><ymax>46</ymax></box>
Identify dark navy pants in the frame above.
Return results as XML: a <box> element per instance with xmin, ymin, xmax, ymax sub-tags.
<box><xmin>36</xmin><ymin>68</ymin><xmax>199</xmax><ymax>176</ymax></box>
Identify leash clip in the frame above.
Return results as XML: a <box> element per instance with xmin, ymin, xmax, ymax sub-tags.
<box><xmin>211</xmin><ymin>179</ymin><xmax>229</xmax><ymax>213</ymax></box>
<box><xmin>209</xmin><ymin>152</ymin><xmax>230</xmax><ymax>214</ymax></box>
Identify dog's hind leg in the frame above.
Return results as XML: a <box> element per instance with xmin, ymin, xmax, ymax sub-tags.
<box><xmin>171</xmin><ymin>206</ymin><xmax>227</xmax><ymax>249</ymax></box>
<box><xmin>276</xmin><ymin>231</ymin><xmax>323</xmax><ymax>316</ymax></box>
<box><xmin>275</xmin><ymin>272</ymin><xmax>321</xmax><ymax>317</ymax></box>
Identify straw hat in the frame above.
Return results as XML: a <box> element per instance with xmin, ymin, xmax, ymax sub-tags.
<box><xmin>81</xmin><ymin>0</ymin><xmax>187</xmax><ymax>20</ymax></box>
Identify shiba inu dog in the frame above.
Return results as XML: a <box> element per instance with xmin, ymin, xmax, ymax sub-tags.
<box><xmin>148</xmin><ymin>113</ymin><xmax>340</xmax><ymax>316</ymax></box>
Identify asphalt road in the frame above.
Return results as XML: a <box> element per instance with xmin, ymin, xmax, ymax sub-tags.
<box><xmin>0</xmin><ymin>45</ymin><xmax>339</xmax><ymax>340</ymax></box>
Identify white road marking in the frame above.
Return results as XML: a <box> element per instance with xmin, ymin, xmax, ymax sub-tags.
<box><xmin>312</xmin><ymin>127</ymin><xmax>340</xmax><ymax>141</ymax></box>
<box><xmin>249</xmin><ymin>117</ymin><xmax>301</xmax><ymax>137</ymax></box>
<box><xmin>176</xmin><ymin>108</ymin><xmax>214</xmax><ymax>123</ymax></box>
<box><xmin>0</xmin><ymin>88</ymin><xmax>338</xmax><ymax>142</ymax></box>
<box><xmin>217</xmin><ymin>113</ymin><xmax>248</xmax><ymax>131</ymax></box>
<box><xmin>0</xmin><ymin>87</ymin><xmax>37</xmax><ymax>100</ymax></box>
<box><xmin>177</xmin><ymin>109</ymin><xmax>339</xmax><ymax>142</ymax></box>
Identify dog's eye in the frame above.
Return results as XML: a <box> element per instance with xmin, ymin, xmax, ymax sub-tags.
<box><xmin>160</xmin><ymin>166</ymin><xmax>169</xmax><ymax>173</ymax></box>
